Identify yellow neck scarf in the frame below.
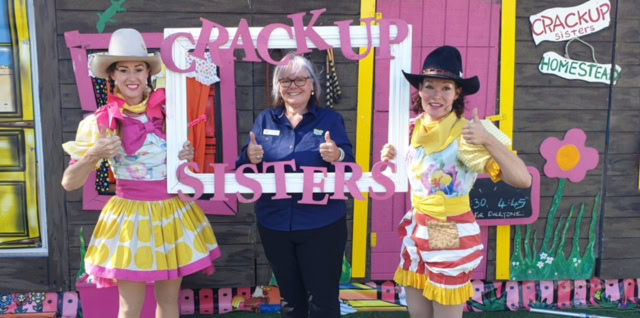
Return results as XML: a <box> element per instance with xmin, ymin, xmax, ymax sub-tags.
<box><xmin>115</xmin><ymin>88</ymin><xmax>149</xmax><ymax>114</ymax></box>
<box><xmin>411</xmin><ymin>111</ymin><xmax>467</xmax><ymax>153</ymax></box>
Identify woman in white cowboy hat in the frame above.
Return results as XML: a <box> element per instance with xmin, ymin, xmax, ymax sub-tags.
<box><xmin>381</xmin><ymin>46</ymin><xmax>531</xmax><ymax>318</ymax></box>
<box><xmin>61</xmin><ymin>28</ymin><xmax>220</xmax><ymax>318</ymax></box>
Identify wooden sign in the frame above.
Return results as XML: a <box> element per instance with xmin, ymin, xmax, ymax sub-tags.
<box><xmin>538</xmin><ymin>51</ymin><xmax>621</xmax><ymax>84</ymax></box>
<box><xmin>529</xmin><ymin>0</ymin><xmax>611</xmax><ymax>45</ymax></box>
<box><xmin>472</xmin><ymin>166</ymin><xmax>541</xmax><ymax>226</ymax></box>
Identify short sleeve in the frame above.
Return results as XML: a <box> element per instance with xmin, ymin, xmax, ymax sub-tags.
<box><xmin>62</xmin><ymin>114</ymin><xmax>101</xmax><ymax>164</ymax></box>
<box><xmin>458</xmin><ymin>120</ymin><xmax>512</xmax><ymax>182</ymax></box>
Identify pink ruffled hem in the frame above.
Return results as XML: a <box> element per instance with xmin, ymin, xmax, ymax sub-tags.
<box><xmin>87</xmin><ymin>248</ymin><xmax>221</xmax><ymax>288</ymax></box>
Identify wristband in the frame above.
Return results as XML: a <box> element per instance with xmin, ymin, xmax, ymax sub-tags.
<box><xmin>338</xmin><ymin>147</ymin><xmax>345</xmax><ymax>162</ymax></box>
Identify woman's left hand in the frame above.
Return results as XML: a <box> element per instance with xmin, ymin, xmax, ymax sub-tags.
<box><xmin>178</xmin><ymin>140</ymin><xmax>195</xmax><ymax>161</ymax></box>
<box><xmin>319</xmin><ymin>131</ymin><xmax>341</xmax><ymax>162</ymax></box>
<box><xmin>462</xmin><ymin>108</ymin><xmax>491</xmax><ymax>145</ymax></box>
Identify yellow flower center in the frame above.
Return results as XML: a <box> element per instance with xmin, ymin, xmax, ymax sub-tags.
<box><xmin>556</xmin><ymin>145</ymin><xmax>581</xmax><ymax>171</ymax></box>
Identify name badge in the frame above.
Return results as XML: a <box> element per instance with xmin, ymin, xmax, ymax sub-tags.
<box><xmin>313</xmin><ymin>129</ymin><xmax>324</xmax><ymax>136</ymax></box>
<box><xmin>263</xmin><ymin>129</ymin><xmax>280</xmax><ymax>136</ymax></box>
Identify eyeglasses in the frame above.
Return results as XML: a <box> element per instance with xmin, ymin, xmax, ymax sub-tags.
<box><xmin>279</xmin><ymin>77</ymin><xmax>310</xmax><ymax>88</ymax></box>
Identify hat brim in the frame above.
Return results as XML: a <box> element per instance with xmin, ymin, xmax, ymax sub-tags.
<box><xmin>402</xmin><ymin>70</ymin><xmax>480</xmax><ymax>95</ymax></box>
<box><xmin>91</xmin><ymin>53</ymin><xmax>162</xmax><ymax>79</ymax></box>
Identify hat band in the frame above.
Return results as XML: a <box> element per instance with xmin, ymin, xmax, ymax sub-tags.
<box><xmin>422</xmin><ymin>68</ymin><xmax>461</xmax><ymax>79</ymax></box>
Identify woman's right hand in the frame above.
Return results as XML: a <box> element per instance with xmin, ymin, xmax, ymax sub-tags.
<box><xmin>381</xmin><ymin>143</ymin><xmax>396</xmax><ymax>162</ymax></box>
<box><xmin>248</xmin><ymin>131</ymin><xmax>264</xmax><ymax>164</ymax></box>
<box><xmin>87</xmin><ymin>129</ymin><xmax>121</xmax><ymax>161</ymax></box>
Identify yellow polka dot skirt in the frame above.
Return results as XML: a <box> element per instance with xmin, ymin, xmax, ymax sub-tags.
<box><xmin>84</xmin><ymin>196</ymin><xmax>221</xmax><ymax>283</ymax></box>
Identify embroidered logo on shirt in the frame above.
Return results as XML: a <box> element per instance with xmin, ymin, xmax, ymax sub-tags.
<box><xmin>313</xmin><ymin>129</ymin><xmax>324</xmax><ymax>136</ymax></box>
<box><xmin>263</xmin><ymin>129</ymin><xmax>280</xmax><ymax>136</ymax></box>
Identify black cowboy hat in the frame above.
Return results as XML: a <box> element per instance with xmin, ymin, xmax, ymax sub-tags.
<box><xmin>402</xmin><ymin>45</ymin><xmax>480</xmax><ymax>95</ymax></box>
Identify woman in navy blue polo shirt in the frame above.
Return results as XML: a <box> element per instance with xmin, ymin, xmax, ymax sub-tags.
<box><xmin>236</xmin><ymin>53</ymin><xmax>354</xmax><ymax>318</ymax></box>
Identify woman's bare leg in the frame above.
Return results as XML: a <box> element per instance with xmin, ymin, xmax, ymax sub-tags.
<box><xmin>405</xmin><ymin>287</ymin><xmax>433</xmax><ymax>318</ymax></box>
<box><xmin>154</xmin><ymin>278</ymin><xmax>182</xmax><ymax>318</ymax></box>
<box><xmin>433</xmin><ymin>301</ymin><xmax>464</xmax><ymax>318</ymax></box>
<box><xmin>117</xmin><ymin>280</ymin><xmax>146</xmax><ymax>318</ymax></box>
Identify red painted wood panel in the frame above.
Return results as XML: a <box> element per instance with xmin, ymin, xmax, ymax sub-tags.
<box><xmin>371</xmin><ymin>0</ymin><xmax>502</xmax><ymax>279</ymax></box>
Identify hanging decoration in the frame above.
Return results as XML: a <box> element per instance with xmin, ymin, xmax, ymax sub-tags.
<box><xmin>511</xmin><ymin>129</ymin><xmax>600</xmax><ymax>281</ymax></box>
<box><xmin>95</xmin><ymin>0</ymin><xmax>127</xmax><ymax>33</ymax></box>
<box><xmin>185</xmin><ymin>52</ymin><xmax>220</xmax><ymax>86</ymax></box>
<box><xmin>531</xmin><ymin>0</ymin><xmax>621</xmax><ymax>85</ymax></box>
<box><xmin>90</xmin><ymin>76</ymin><xmax>115</xmax><ymax>194</ymax></box>
<box><xmin>529</xmin><ymin>0</ymin><xmax>611</xmax><ymax>45</ymax></box>
<box><xmin>325</xmin><ymin>48</ymin><xmax>341</xmax><ymax>108</ymax></box>
<box><xmin>91</xmin><ymin>77</ymin><xmax>108</xmax><ymax>106</ymax></box>
<box><xmin>538</xmin><ymin>38</ymin><xmax>621</xmax><ymax>85</ymax></box>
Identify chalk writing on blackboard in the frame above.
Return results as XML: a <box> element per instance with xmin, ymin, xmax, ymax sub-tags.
<box><xmin>469</xmin><ymin>166</ymin><xmax>541</xmax><ymax>226</ymax></box>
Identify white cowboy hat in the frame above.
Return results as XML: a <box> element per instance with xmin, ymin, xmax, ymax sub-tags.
<box><xmin>91</xmin><ymin>28</ymin><xmax>162</xmax><ymax>79</ymax></box>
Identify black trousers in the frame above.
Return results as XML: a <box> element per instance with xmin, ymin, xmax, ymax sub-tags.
<box><xmin>258</xmin><ymin>217</ymin><xmax>347</xmax><ymax>318</ymax></box>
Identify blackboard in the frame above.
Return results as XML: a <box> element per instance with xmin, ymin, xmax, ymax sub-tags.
<box><xmin>469</xmin><ymin>166</ymin><xmax>540</xmax><ymax>226</ymax></box>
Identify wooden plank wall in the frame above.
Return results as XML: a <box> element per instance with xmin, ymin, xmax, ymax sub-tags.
<box><xmin>599</xmin><ymin>0</ymin><xmax>640</xmax><ymax>278</ymax></box>
<box><xmin>506</xmin><ymin>0</ymin><xmax>624</xmax><ymax>280</ymax></box>
<box><xmin>31</xmin><ymin>0</ymin><xmax>361</xmax><ymax>291</ymax></box>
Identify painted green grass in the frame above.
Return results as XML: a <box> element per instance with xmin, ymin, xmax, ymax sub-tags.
<box><xmin>510</xmin><ymin>179</ymin><xmax>600</xmax><ymax>281</ymax></box>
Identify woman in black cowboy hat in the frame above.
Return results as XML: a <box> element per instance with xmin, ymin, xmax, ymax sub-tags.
<box><xmin>381</xmin><ymin>46</ymin><xmax>531</xmax><ymax>318</ymax></box>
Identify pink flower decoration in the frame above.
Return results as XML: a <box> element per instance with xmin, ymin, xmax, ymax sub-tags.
<box><xmin>539</xmin><ymin>128</ymin><xmax>599</xmax><ymax>182</ymax></box>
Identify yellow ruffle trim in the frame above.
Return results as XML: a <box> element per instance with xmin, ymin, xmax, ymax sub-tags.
<box><xmin>394</xmin><ymin>267</ymin><xmax>427</xmax><ymax>289</ymax></box>
<box><xmin>485</xmin><ymin>158</ymin><xmax>502</xmax><ymax>183</ymax></box>
<box><xmin>422</xmin><ymin>279</ymin><xmax>474</xmax><ymax>306</ymax></box>
<box><xmin>394</xmin><ymin>268</ymin><xmax>474</xmax><ymax>306</ymax></box>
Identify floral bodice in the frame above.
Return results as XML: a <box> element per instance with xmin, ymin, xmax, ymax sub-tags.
<box><xmin>62</xmin><ymin>114</ymin><xmax>167</xmax><ymax>181</ymax></box>
<box><xmin>406</xmin><ymin>113</ymin><xmax>510</xmax><ymax>200</ymax></box>
<box><xmin>111</xmin><ymin>115</ymin><xmax>167</xmax><ymax>181</ymax></box>
<box><xmin>406</xmin><ymin>140</ymin><xmax>480</xmax><ymax>199</ymax></box>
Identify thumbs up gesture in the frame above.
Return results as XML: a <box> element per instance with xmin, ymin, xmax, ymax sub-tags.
<box><xmin>462</xmin><ymin>108</ymin><xmax>490</xmax><ymax>145</ymax></box>
<box><xmin>88</xmin><ymin>125</ymin><xmax>121</xmax><ymax>160</ymax></box>
<box><xmin>319</xmin><ymin>131</ymin><xmax>341</xmax><ymax>162</ymax></box>
<box><xmin>248</xmin><ymin>131</ymin><xmax>264</xmax><ymax>164</ymax></box>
